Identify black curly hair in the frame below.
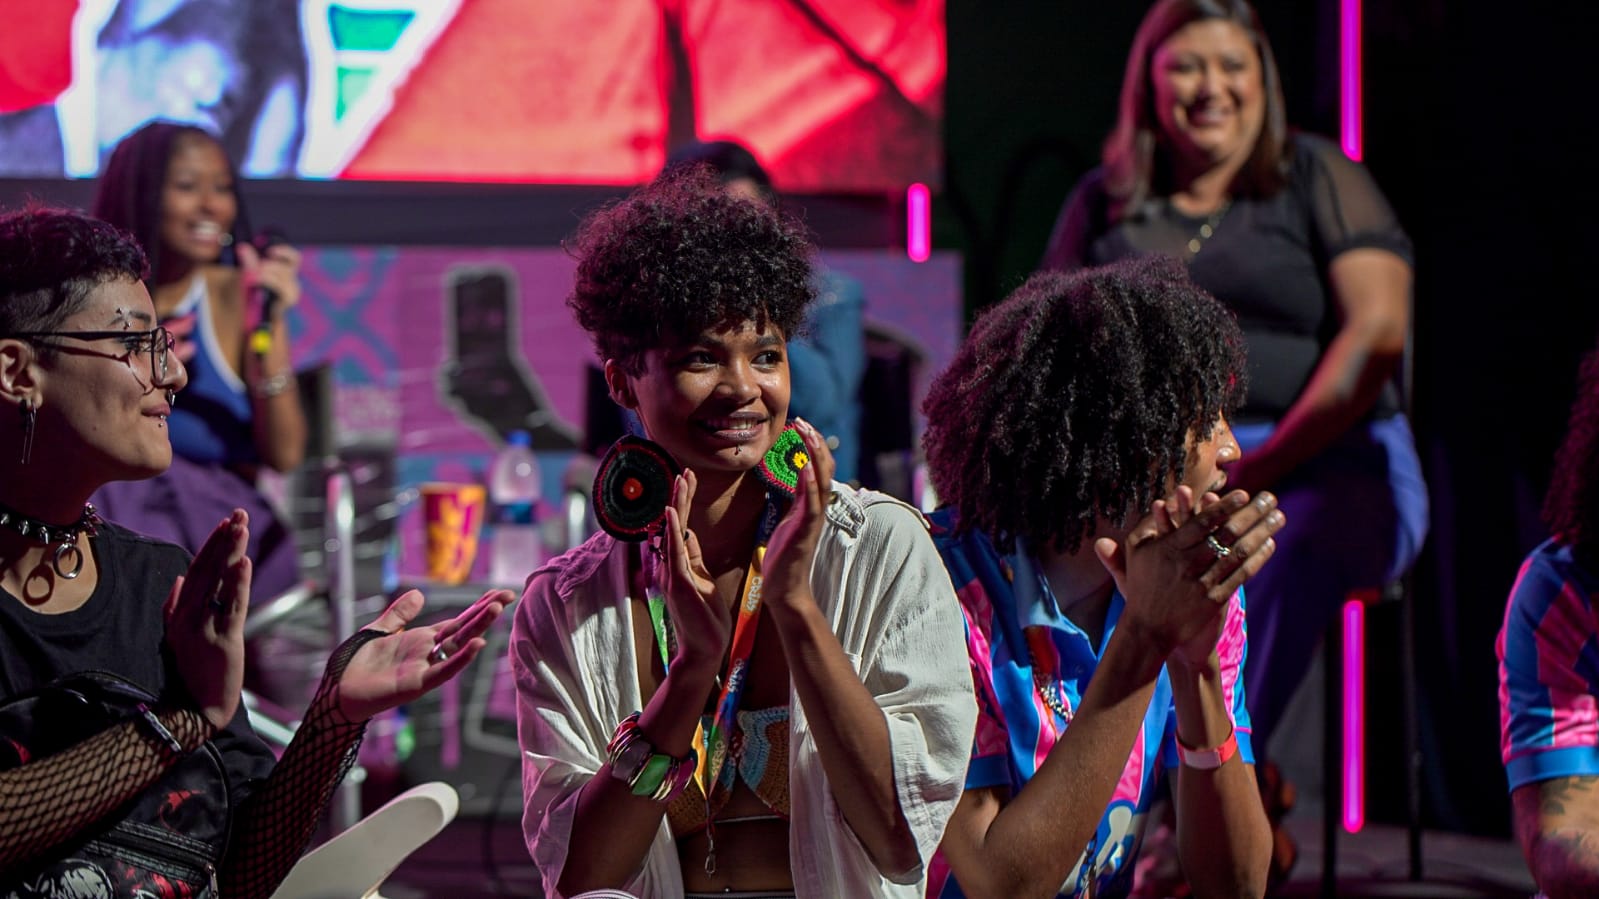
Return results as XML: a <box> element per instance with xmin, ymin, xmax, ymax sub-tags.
<box><xmin>1545</xmin><ymin>341</ymin><xmax>1599</xmax><ymax>565</ymax></box>
<box><xmin>566</xmin><ymin>166</ymin><xmax>815</xmax><ymax>373</ymax></box>
<box><xmin>922</xmin><ymin>255</ymin><xmax>1247</xmax><ymax>554</ymax></box>
<box><xmin>0</xmin><ymin>205</ymin><xmax>150</xmax><ymax>341</ymax></box>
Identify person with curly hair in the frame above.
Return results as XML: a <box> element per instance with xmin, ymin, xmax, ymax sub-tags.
<box><xmin>511</xmin><ymin>168</ymin><xmax>976</xmax><ymax>898</ymax></box>
<box><xmin>0</xmin><ymin>205</ymin><xmax>511</xmax><ymax>897</ymax></box>
<box><xmin>1498</xmin><ymin>338</ymin><xmax>1599</xmax><ymax>899</ymax></box>
<box><xmin>1040</xmin><ymin>2</ymin><xmax>1430</xmax><ymax>873</ymax></box>
<box><xmin>661</xmin><ymin>139</ymin><xmax>868</xmax><ymax>484</ymax></box>
<box><xmin>921</xmin><ymin>256</ymin><xmax>1280</xmax><ymax>898</ymax></box>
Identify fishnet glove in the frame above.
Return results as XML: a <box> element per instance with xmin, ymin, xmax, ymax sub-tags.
<box><xmin>0</xmin><ymin>708</ymin><xmax>211</xmax><ymax>875</ymax></box>
<box><xmin>218</xmin><ymin>628</ymin><xmax>385</xmax><ymax>899</ymax></box>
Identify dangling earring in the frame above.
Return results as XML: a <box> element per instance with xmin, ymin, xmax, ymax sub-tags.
<box><xmin>18</xmin><ymin>398</ymin><xmax>35</xmax><ymax>465</ymax></box>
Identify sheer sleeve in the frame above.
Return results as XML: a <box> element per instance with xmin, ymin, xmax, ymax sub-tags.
<box><xmin>0</xmin><ymin>708</ymin><xmax>211</xmax><ymax>875</ymax></box>
<box><xmin>1299</xmin><ymin>135</ymin><xmax>1414</xmax><ymax>265</ymax></box>
<box><xmin>1039</xmin><ymin>169</ymin><xmax>1110</xmax><ymax>273</ymax></box>
<box><xmin>216</xmin><ymin>628</ymin><xmax>381</xmax><ymax>899</ymax></box>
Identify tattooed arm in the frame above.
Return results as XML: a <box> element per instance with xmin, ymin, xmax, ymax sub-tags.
<box><xmin>1512</xmin><ymin>776</ymin><xmax>1599</xmax><ymax>899</ymax></box>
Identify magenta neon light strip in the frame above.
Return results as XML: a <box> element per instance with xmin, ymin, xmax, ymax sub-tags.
<box><xmin>1339</xmin><ymin>0</ymin><xmax>1365</xmax><ymax>831</ymax></box>
<box><xmin>1340</xmin><ymin>0</ymin><xmax>1363</xmax><ymax>161</ymax></box>
<box><xmin>906</xmin><ymin>182</ymin><xmax>931</xmax><ymax>262</ymax></box>
<box><xmin>1342</xmin><ymin>598</ymin><xmax>1365</xmax><ymax>833</ymax></box>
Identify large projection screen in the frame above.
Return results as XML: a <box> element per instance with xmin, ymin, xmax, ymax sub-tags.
<box><xmin>0</xmin><ymin>0</ymin><xmax>945</xmax><ymax>191</ymax></box>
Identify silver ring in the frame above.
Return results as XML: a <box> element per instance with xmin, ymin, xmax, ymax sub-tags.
<box><xmin>1204</xmin><ymin>534</ymin><xmax>1233</xmax><ymax>559</ymax></box>
<box><xmin>428</xmin><ymin>644</ymin><xmax>449</xmax><ymax>664</ymax></box>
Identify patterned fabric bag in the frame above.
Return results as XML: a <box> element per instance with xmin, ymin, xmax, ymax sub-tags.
<box><xmin>0</xmin><ymin>671</ymin><xmax>231</xmax><ymax>899</ymax></box>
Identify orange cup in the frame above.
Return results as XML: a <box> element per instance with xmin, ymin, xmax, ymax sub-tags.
<box><xmin>420</xmin><ymin>483</ymin><xmax>486</xmax><ymax>584</ymax></box>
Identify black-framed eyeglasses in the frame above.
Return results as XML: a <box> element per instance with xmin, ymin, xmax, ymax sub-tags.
<box><xmin>9</xmin><ymin>327</ymin><xmax>176</xmax><ymax>381</ymax></box>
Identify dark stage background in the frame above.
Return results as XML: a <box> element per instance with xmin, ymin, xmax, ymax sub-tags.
<box><xmin>940</xmin><ymin>1</ymin><xmax>1598</xmax><ymax>839</ymax></box>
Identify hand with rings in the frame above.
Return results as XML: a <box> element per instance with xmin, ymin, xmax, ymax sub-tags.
<box><xmin>1095</xmin><ymin>486</ymin><xmax>1285</xmax><ymax>668</ymax></box>
<box><xmin>1166</xmin><ymin>486</ymin><xmax>1285</xmax><ymax>668</ymax></box>
<box><xmin>164</xmin><ymin>509</ymin><xmax>253</xmax><ymax>732</ymax></box>
<box><xmin>328</xmin><ymin>587</ymin><xmax>514</xmax><ymax>723</ymax></box>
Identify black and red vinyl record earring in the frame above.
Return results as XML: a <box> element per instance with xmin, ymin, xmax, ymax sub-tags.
<box><xmin>592</xmin><ymin>435</ymin><xmax>682</xmax><ymax>542</ymax></box>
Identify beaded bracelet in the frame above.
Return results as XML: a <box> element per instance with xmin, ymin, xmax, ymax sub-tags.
<box><xmin>252</xmin><ymin>372</ymin><xmax>294</xmax><ymax>399</ymax></box>
<box><xmin>606</xmin><ymin>712</ymin><xmax>697</xmax><ymax>802</ymax></box>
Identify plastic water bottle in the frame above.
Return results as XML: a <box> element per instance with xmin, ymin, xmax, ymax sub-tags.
<box><xmin>488</xmin><ymin>430</ymin><xmax>543</xmax><ymax>587</ymax></box>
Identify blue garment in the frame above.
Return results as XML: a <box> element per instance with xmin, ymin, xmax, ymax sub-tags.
<box><xmin>926</xmin><ymin>510</ymin><xmax>1255</xmax><ymax>898</ymax></box>
<box><xmin>1231</xmin><ymin>415</ymin><xmax>1429</xmax><ymax>753</ymax></box>
<box><xmin>164</xmin><ymin>276</ymin><xmax>258</xmax><ymax>466</ymax></box>
<box><xmin>1497</xmin><ymin>539</ymin><xmax>1599</xmax><ymax>791</ymax></box>
<box><xmin>787</xmin><ymin>268</ymin><xmax>865</xmax><ymax>483</ymax></box>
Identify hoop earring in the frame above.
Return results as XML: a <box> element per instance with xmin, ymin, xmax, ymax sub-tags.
<box><xmin>18</xmin><ymin>398</ymin><xmax>35</xmax><ymax>465</ymax></box>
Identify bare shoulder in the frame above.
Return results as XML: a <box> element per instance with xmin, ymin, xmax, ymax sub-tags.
<box><xmin>201</xmin><ymin>265</ymin><xmax>246</xmax><ymax>309</ymax></box>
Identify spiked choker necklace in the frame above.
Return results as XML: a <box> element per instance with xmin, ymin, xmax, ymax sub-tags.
<box><xmin>0</xmin><ymin>501</ymin><xmax>101</xmax><ymax>579</ymax></box>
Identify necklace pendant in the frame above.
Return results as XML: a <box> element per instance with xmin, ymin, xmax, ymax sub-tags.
<box><xmin>0</xmin><ymin>502</ymin><xmax>101</xmax><ymax>576</ymax></box>
<box><xmin>53</xmin><ymin>542</ymin><xmax>86</xmax><ymax>580</ymax></box>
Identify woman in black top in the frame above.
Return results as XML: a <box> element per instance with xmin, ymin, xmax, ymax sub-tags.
<box><xmin>0</xmin><ymin>206</ymin><xmax>510</xmax><ymax>898</ymax></box>
<box><xmin>1042</xmin><ymin>0</ymin><xmax>1429</xmax><ymax>878</ymax></box>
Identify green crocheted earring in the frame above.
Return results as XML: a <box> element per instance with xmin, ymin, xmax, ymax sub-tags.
<box><xmin>758</xmin><ymin>425</ymin><xmax>809</xmax><ymax>496</ymax></box>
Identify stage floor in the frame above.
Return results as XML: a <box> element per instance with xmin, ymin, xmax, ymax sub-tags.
<box><xmin>371</xmin><ymin>809</ymin><xmax>1535</xmax><ymax>899</ymax></box>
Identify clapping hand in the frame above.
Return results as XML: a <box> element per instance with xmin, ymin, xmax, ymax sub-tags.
<box><xmin>1095</xmin><ymin>486</ymin><xmax>1284</xmax><ymax>667</ymax></box>
<box><xmin>658</xmin><ymin>469</ymin><xmax>728</xmax><ymax>675</ymax></box>
<box><xmin>164</xmin><ymin>509</ymin><xmax>252</xmax><ymax>732</ymax></box>
<box><xmin>331</xmin><ymin>588</ymin><xmax>513</xmax><ymax>723</ymax></box>
<box><xmin>761</xmin><ymin>418</ymin><xmax>834</xmax><ymax>609</ymax></box>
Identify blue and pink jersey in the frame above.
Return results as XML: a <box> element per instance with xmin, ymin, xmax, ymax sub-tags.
<box><xmin>1497</xmin><ymin>538</ymin><xmax>1599</xmax><ymax>790</ymax></box>
<box><xmin>926</xmin><ymin>510</ymin><xmax>1255</xmax><ymax>898</ymax></box>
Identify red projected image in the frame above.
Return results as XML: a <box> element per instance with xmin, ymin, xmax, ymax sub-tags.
<box><xmin>0</xmin><ymin>0</ymin><xmax>945</xmax><ymax>191</ymax></box>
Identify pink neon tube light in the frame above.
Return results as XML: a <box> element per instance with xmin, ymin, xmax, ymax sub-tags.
<box><xmin>1342</xmin><ymin>598</ymin><xmax>1366</xmax><ymax>833</ymax></box>
<box><xmin>1340</xmin><ymin>0</ymin><xmax>1363</xmax><ymax>161</ymax></box>
<box><xmin>1339</xmin><ymin>0</ymin><xmax>1365</xmax><ymax>835</ymax></box>
<box><xmin>906</xmin><ymin>183</ymin><xmax>931</xmax><ymax>262</ymax></box>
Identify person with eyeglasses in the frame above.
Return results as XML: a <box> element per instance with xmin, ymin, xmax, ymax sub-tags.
<box><xmin>0</xmin><ymin>204</ymin><xmax>512</xmax><ymax>899</ymax></box>
<box><xmin>87</xmin><ymin>120</ymin><xmax>307</xmax><ymax>607</ymax></box>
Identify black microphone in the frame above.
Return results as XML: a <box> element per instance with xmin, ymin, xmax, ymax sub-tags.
<box><xmin>248</xmin><ymin>227</ymin><xmax>289</xmax><ymax>357</ymax></box>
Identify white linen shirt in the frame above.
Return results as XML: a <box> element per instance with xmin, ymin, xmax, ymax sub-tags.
<box><xmin>512</xmin><ymin>483</ymin><xmax>977</xmax><ymax>899</ymax></box>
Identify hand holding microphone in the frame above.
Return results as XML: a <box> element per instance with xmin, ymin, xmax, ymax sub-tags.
<box><xmin>236</xmin><ymin>226</ymin><xmax>300</xmax><ymax>358</ymax></box>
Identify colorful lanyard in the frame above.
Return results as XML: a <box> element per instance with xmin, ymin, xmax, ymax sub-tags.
<box><xmin>645</xmin><ymin>493</ymin><xmax>784</xmax><ymax>797</ymax></box>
